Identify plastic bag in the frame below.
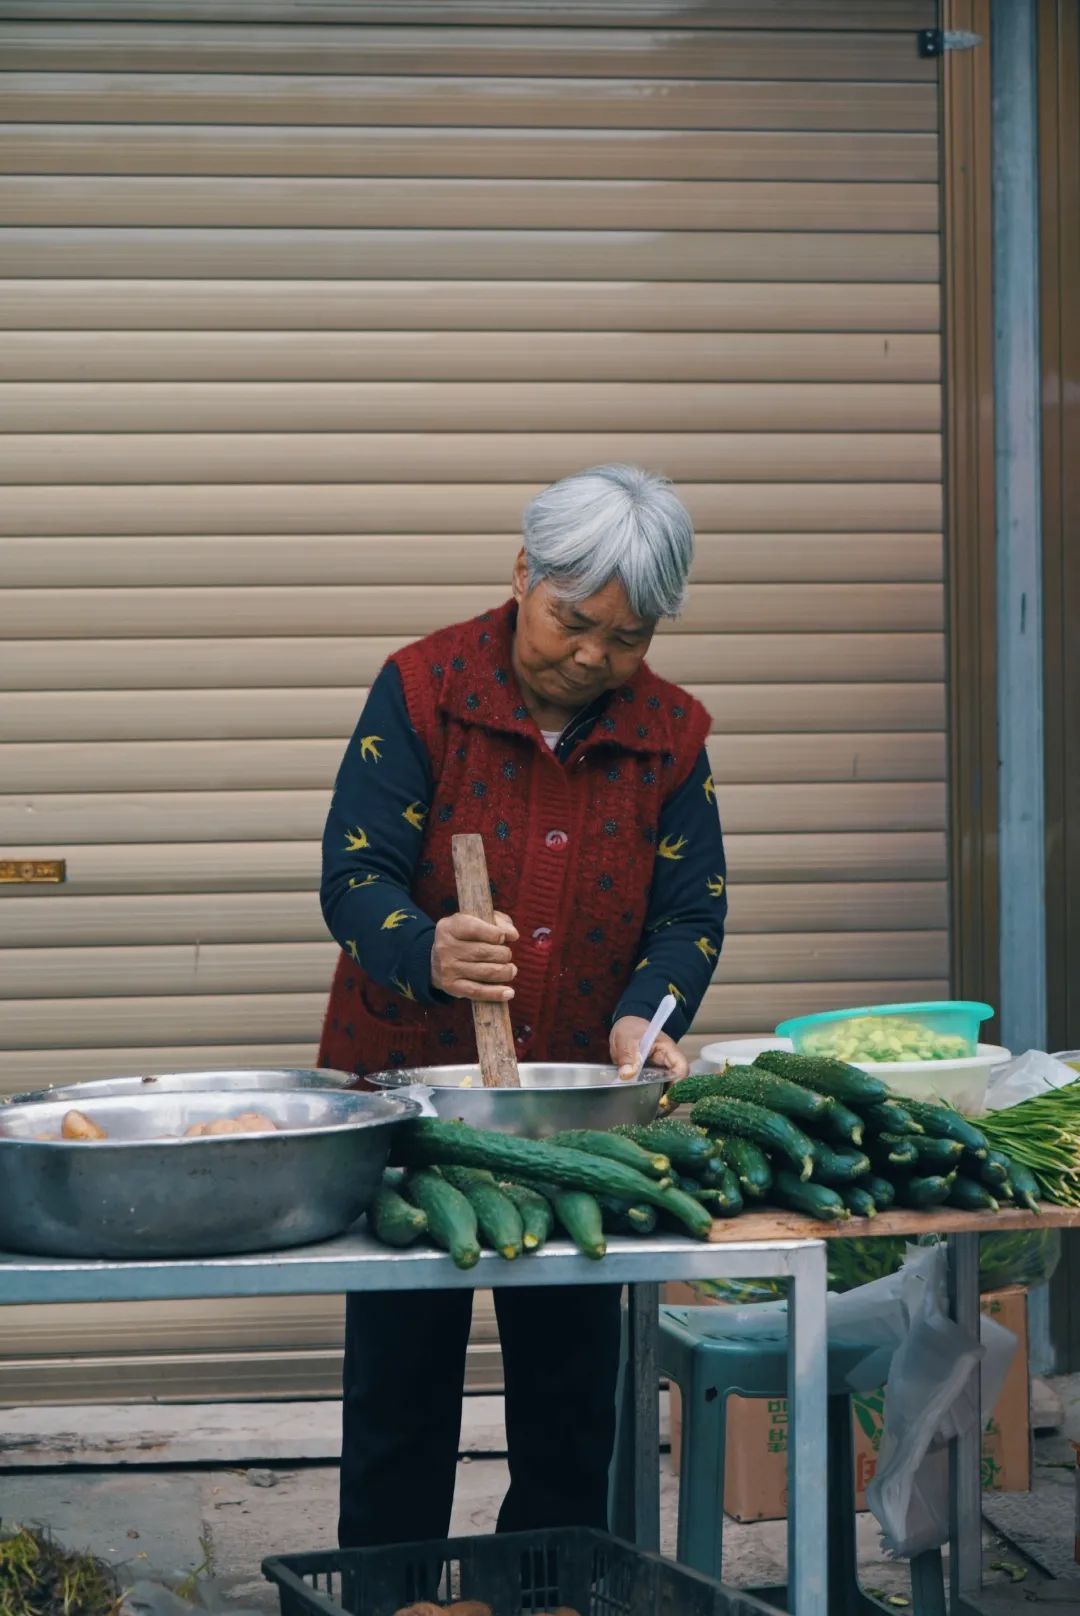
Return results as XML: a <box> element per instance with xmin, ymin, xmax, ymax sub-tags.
<box><xmin>840</xmin><ymin>1244</ymin><xmax>1019</xmax><ymax>1557</ymax></box>
<box><xmin>984</xmin><ymin>1048</ymin><xmax>1079</xmax><ymax>1110</ymax></box>
<box><xmin>682</xmin><ymin>1247</ymin><xmax>1019</xmax><ymax>1556</ymax></box>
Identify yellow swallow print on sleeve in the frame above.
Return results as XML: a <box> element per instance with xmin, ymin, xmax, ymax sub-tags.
<box><xmin>657</xmin><ymin>833</ymin><xmax>688</xmax><ymax>861</ymax></box>
<box><xmin>381</xmin><ymin>909</ymin><xmax>415</xmax><ymax>931</ymax></box>
<box><xmin>634</xmin><ymin>956</ymin><xmax>649</xmax><ymax>971</ymax></box>
<box><xmin>668</xmin><ymin>982</ymin><xmax>687</xmax><ymax>1007</ymax></box>
<box><xmin>391</xmin><ymin>976</ymin><xmax>417</xmax><ymax>1002</ymax></box>
<box><xmin>707</xmin><ymin>873</ymin><xmax>726</xmax><ymax>899</ymax></box>
<box><xmin>348</xmin><ymin>872</ymin><xmax>379</xmax><ymax>890</ymax></box>
<box><xmin>344</xmin><ymin>827</ymin><xmax>370</xmax><ymax>853</ymax></box>
<box><xmin>345</xmin><ymin>939</ymin><xmax>360</xmax><ymax>962</ymax></box>
<box><xmin>403</xmin><ymin>802</ymin><xmax>427</xmax><ymax>830</ymax></box>
<box><xmin>695</xmin><ymin>936</ymin><xmax>719</xmax><ymax>962</ymax></box>
<box><xmin>703</xmin><ymin>774</ymin><xmax>716</xmax><ymax>803</ymax></box>
<box><xmin>359</xmin><ymin>735</ymin><xmax>383</xmax><ymax>763</ymax></box>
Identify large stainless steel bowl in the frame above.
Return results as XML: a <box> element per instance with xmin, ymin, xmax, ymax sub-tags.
<box><xmin>0</xmin><ymin>1088</ymin><xmax>418</xmax><ymax>1260</ymax></box>
<box><xmin>6</xmin><ymin>1067</ymin><xmax>354</xmax><ymax>1106</ymax></box>
<box><xmin>366</xmin><ymin>1062</ymin><xmax>664</xmax><ymax>1138</ymax></box>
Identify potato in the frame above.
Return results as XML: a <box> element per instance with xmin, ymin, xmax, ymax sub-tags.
<box><xmin>391</xmin><ymin>1604</ymin><xmax>444</xmax><ymax>1616</ymax></box>
<box><xmin>446</xmin><ymin>1604</ymin><xmax>493</xmax><ymax>1616</ymax></box>
<box><xmin>61</xmin><ymin>1109</ymin><xmax>108</xmax><ymax>1141</ymax></box>
<box><xmin>231</xmin><ymin>1111</ymin><xmax>279</xmax><ymax>1132</ymax></box>
<box><xmin>186</xmin><ymin>1111</ymin><xmax>279</xmax><ymax>1137</ymax></box>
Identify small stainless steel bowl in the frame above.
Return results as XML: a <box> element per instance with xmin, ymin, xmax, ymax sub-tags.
<box><xmin>366</xmin><ymin>1061</ymin><xmax>664</xmax><ymax>1138</ymax></box>
<box><xmin>0</xmin><ymin>1088</ymin><xmax>417</xmax><ymax>1260</ymax></box>
<box><xmin>7</xmin><ymin>1067</ymin><xmax>354</xmax><ymax>1106</ymax></box>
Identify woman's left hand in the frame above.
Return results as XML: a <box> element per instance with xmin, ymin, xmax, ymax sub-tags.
<box><xmin>609</xmin><ymin>1017</ymin><xmax>689</xmax><ymax>1083</ymax></box>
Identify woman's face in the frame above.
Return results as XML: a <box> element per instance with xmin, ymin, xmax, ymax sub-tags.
<box><xmin>511</xmin><ymin>550</ymin><xmax>656</xmax><ymax>715</ymax></box>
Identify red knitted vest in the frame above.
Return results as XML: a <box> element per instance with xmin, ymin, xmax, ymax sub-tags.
<box><xmin>318</xmin><ymin>600</ymin><xmax>711</xmax><ymax>1077</ymax></box>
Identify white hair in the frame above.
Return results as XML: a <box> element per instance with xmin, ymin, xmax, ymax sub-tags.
<box><xmin>522</xmin><ymin>464</ymin><xmax>694</xmax><ymax>621</ymax></box>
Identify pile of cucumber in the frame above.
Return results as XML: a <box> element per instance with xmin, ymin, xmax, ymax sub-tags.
<box><xmin>371</xmin><ymin>1116</ymin><xmax>714</xmax><ymax>1267</ymax></box>
<box><xmin>366</xmin><ymin>1054</ymin><xmax>1038</xmax><ymax>1267</ymax></box>
<box><xmin>657</xmin><ymin>1050</ymin><xmax>1039</xmax><ymax>1224</ymax></box>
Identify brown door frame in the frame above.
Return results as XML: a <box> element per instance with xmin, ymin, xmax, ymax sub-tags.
<box><xmin>1040</xmin><ymin>0</ymin><xmax>1080</xmax><ymax>1056</ymax></box>
<box><xmin>940</xmin><ymin>0</ymin><xmax>1000</xmax><ymax>1024</ymax></box>
<box><xmin>1039</xmin><ymin>0</ymin><xmax>1080</xmax><ymax>1371</ymax></box>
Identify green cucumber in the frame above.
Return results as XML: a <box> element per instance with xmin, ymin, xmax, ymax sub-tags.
<box><xmin>693</xmin><ymin>1149</ymin><xmax>736</xmax><ymax>1189</ymax></box>
<box><xmin>809</xmin><ymin>1141</ymin><xmax>871</xmax><ymax>1185</ymax></box>
<box><xmin>369</xmin><ymin>1183</ymin><xmax>428</xmax><ymax>1248</ymax></box>
<box><xmin>861</xmin><ymin>1100</ymin><xmax>924</xmax><ymax>1137</ymax></box>
<box><xmin>403</xmin><ymin>1169</ymin><xmax>481</xmax><ymax>1269</ymax></box>
<box><xmin>869</xmin><ymin>1132</ymin><xmax>920</xmax><ymax>1169</ymax></box>
<box><xmin>694</xmin><ymin>1064</ymin><xmax>833</xmax><ymax>1124</ymax></box>
<box><xmin>912</xmin><ymin>1136</ymin><xmax>964</xmax><ymax>1174</ymax></box>
<box><xmin>689</xmin><ymin>1095</ymin><xmax>815</xmax><ymax>1180</ymax></box>
<box><xmin>900</xmin><ymin>1099</ymin><xmax>988</xmax><ymax>1157</ymax></box>
<box><xmin>771</xmin><ymin>1170</ymin><xmax>851</xmax><ymax>1223</ymax></box>
<box><xmin>394</xmin><ymin>1119</ymin><xmax>712</xmax><ymax>1238</ymax></box>
<box><xmin>754</xmin><ymin>1050</ymin><xmax>887</xmax><ymax>1105</ymax></box>
<box><xmin>597</xmin><ymin>1196</ymin><xmax>658</xmax><ymax>1237</ymax></box>
<box><xmin>978</xmin><ymin>1149</ymin><xmax>1012</xmax><ymax>1188</ymax></box>
<box><xmin>498</xmin><ymin>1181</ymin><xmax>554</xmax><ymax>1251</ymax></box>
<box><xmin>841</xmin><ymin>1185</ymin><xmax>878</xmax><ymax>1219</ymax></box>
<box><xmin>1005</xmin><ymin>1161</ymin><xmax>1041</xmax><ymax>1213</ymax></box>
<box><xmin>658</xmin><ymin>1069</ymin><xmax>734</xmax><ymax>1113</ymax></box>
<box><xmin>948</xmin><ymin>1176</ymin><xmax>1000</xmax><ymax>1213</ymax></box>
<box><xmin>439</xmin><ymin>1166</ymin><xmax>523</xmax><ymax>1260</ymax></box>
<box><xmin>717</xmin><ymin>1136</ymin><xmax>773</xmax><ymax>1200</ymax></box>
<box><xmin>613</xmin><ymin>1119</ymin><xmax>718</xmax><ymax>1174</ymax></box>
<box><xmin>549</xmin><ymin>1188</ymin><xmax>607</xmax><ymax>1260</ymax></box>
<box><xmin>820</xmin><ymin>1100</ymin><xmax>865</xmax><ymax>1147</ymax></box>
<box><xmin>895</xmin><ymin>1172</ymin><xmax>956</xmax><ymax>1209</ymax></box>
<box><xmin>674</xmin><ymin>1168</ymin><xmax>743</xmax><ymax>1218</ymax></box>
<box><xmin>863</xmin><ymin>1174</ymin><xmax>896</xmax><ymax>1210</ymax></box>
<box><xmin>549</xmin><ymin>1128</ymin><xmax>671</xmax><ymax>1181</ymax></box>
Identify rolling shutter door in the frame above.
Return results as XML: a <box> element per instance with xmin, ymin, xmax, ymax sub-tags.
<box><xmin>0</xmin><ymin>0</ymin><xmax>943</xmax><ymax>1401</ymax></box>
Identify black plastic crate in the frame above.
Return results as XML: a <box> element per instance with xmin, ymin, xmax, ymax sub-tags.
<box><xmin>263</xmin><ymin>1528</ymin><xmax>778</xmax><ymax>1616</ymax></box>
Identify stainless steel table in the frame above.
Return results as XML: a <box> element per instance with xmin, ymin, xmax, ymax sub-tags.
<box><xmin>0</xmin><ymin>1229</ymin><xmax>830</xmax><ymax>1616</ymax></box>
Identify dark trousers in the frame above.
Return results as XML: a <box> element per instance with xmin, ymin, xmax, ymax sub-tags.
<box><xmin>338</xmin><ymin>1284</ymin><xmax>622</xmax><ymax>1548</ymax></box>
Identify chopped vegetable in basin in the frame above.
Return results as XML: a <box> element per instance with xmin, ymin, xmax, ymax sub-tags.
<box><xmin>801</xmin><ymin>1014</ymin><xmax>973</xmax><ymax>1063</ymax></box>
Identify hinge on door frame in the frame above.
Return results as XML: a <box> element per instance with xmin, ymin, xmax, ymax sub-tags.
<box><xmin>918</xmin><ymin>28</ymin><xmax>983</xmax><ymax>57</ymax></box>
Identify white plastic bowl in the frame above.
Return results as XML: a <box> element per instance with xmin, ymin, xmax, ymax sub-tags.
<box><xmin>698</xmin><ymin>1035</ymin><xmax>793</xmax><ymax>1069</ymax></box>
<box><xmin>851</xmin><ymin>1042</ymin><xmax>1011</xmax><ymax>1115</ymax></box>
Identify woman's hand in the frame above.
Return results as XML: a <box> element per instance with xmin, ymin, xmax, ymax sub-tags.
<box><xmin>610</xmin><ymin>1017</ymin><xmax>689</xmax><ymax>1082</ymax></box>
<box><xmin>431</xmin><ymin>911</ymin><xmax>519</xmax><ymax>1002</ymax></box>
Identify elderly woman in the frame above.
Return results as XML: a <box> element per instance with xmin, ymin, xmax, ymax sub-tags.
<box><xmin>319</xmin><ymin>464</ymin><xmax>726</xmax><ymax>1549</ymax></box>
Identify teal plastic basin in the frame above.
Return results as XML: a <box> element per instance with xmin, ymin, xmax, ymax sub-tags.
<box><xmin>776</xmin><ymin>999</ymin><xmax>994</xmax><ymax>1062</ymax></box>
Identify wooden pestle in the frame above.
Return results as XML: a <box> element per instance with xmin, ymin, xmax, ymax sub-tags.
<box><xmin>450</xmin><ymin>833</ymin><xmax>521</xmax><ymax>1089</ymax></box>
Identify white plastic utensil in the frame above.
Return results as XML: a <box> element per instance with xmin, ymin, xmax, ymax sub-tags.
<box><xmin>620</xmin><ymin>993</ymin><xmax>678</xmax><ymax>1081</ymax></box>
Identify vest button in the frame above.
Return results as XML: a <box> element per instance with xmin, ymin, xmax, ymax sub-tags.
<box><xmin>531</xmin><ymin>926</ymin><xmax>552</xmax><ymax>950</ymax></box>
<box><xmin>545</xmin><ymin>829</ymin><xmax>569</xmax><ymax>850</ymax></box>
<box><xmin>514</xmin><ymin>1024</ymin><xmax>533</xmax><ymax>1050</ymax></box>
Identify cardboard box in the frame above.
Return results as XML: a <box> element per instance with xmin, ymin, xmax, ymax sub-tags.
<box><xmin>665</xmin><ymin>1283</ymin><xmax>1030</xmax><ymax>1521</ymax></box>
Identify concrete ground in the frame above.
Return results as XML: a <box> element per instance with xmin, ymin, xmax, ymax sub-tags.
<box><xmin>2</xmin><ymin>1385</ymin><xmax>1079</xmax><ymax>1612</ymax></box>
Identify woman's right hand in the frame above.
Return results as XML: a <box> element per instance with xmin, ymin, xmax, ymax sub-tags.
<box><xmin>431</xmin><ymin>911</ymin><xmax>519</xmax><ymax>1002</ymax></box>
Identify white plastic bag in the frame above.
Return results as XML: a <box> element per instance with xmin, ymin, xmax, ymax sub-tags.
<box><xmin>855</xmin><ymin>1244</ymin><xmax>1017</xmax><ymax>1557</ymax></box>
<box><xmin>686</xmin><ymin>1245</ymin><xmax>1018</xmax><ymax>1556</ymax></box>
<box><xmin>984</xmin><ymin>1048</ymin><xmax>1078</xmax><ymax>1111</ymax></box>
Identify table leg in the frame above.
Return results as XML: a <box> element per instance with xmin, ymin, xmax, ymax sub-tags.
<box><xmin>625</xmin><ymin>1281</ymin><xmax>661</xmax><ymax>1552</ymax></box>
<box><xmin>786</xmin><ymin>1240</ymin><xmax>829</xmax><ymax>1616</ymax></box>
<box><xmin>948</xmin><ymin>1231</ymin><xmax>984</xmax><ymax>1613</ymax></box>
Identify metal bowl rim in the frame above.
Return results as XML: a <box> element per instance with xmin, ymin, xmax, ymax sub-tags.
<box><xmin>6</xmin><ymin>1066</ymin><xmax>354</xmax><ymax>1106</ymax></box>
<box><xmin>366</xmin><ymin>1062</ymin><xmax>667</xmax><ymax>1092</ymax></box>
<box><xmin>0</xmin><ymin>1088</ymin><xmax>420</xmax><ymax>1148</ymax></box>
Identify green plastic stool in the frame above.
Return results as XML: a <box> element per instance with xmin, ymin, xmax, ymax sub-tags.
<box><xmin>661</xmin><ymin>1305</ymin><xmax>946</xmax><ymax>1616</ymax></box>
